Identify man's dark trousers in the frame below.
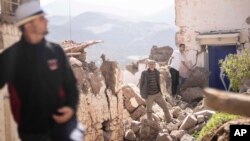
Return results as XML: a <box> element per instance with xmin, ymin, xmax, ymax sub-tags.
<box><xmin>170</xmin><ymin>67</ymin><xmax>179</xmax><ymax>96</ymax></box>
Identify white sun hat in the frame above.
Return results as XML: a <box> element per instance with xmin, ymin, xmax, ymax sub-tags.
<box><xmin>15</xmin><ymin>0</ymin><xmax>45</xmax><ymax>26</ymax></box>
<box><xmin>147</xmin><ymin>59</ymin><xmax>156</xmax><ymax>64</ymax></box>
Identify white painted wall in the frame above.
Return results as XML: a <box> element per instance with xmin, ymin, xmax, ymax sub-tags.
<box><xmin>175</xmin><ymin>0</ymin><xmax>250</xmax><ymax>67</ymax></box>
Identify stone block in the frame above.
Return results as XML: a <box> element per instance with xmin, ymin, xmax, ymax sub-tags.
<box><xmin>194</xmin><ymin>110</ymin><xmax>215</xmax><ymax>120</ymax></box>
<box><xmin>155</xmin><ymin>132</ymin><xmax>173</xmax><ymax>141</ymax></box>
<box><xmin>170</xmin><ymin>130</ymin><xmax>185</xmax><ymax>140</ymax></box>
<box><xmin>130</xmin><ymin>105</ymin><xmax>146</xmax><ymax>120</ymax></box>
<box><xmin>122</xmin><ymin>85</ymin><xmax>145</xmax><ymax>106</ymax></box>
<box><xmin>166</xmin><ymin>122</ymin><xmax>178</xmax><ymax>132</ymax></box>
<box><xmin>181</xmin><ymin>87</ymin><xmax>204</xmax><ymax>103</ymax></box>
<box><xmin>139</xmin><ymin>121</ymin><xmax>151</xmax><ymax>139</ymax></box>
<box><xmin>179</xmin><ymin>114</ymin><xmax>198</xmax><ymax>130</ymax></box>
<box><xmin>131</xmin><ymin>120</ymin><xmax>141</xmax><ymax>133</ymax></box>
<box><xmin>125</xmin><ymin>97</ymin><xmax>139</xmax><ymax>113</ymax></box>
<box><xmin>180</xmin><ymin>134</ymin><xmax>194</xmax><ymax>141</ymax></box>
<box><xmin>196</xmin><ymin>115</ymin><xmax>205</xmax><ymax>124</ymax></box>
<box><xmin>142</xmin><ymin>119</ymin><xmax>162</xmax><ymax>132</ymax></box>
<box><xmin>125</xmin><ymin>129</ymin><xmax>136</xmax><ymax>141</ymax></box>
<box><xmin>172</xmin><ymin>106</ymin><xmax>182</xmax><ymax>118</ymax></box>
<box><xmin>187</xmin><ymin>122</ymin><xmax>206</xmax><ymax>134</ymax></box>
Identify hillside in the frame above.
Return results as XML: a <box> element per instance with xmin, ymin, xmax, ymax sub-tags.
<box><xmin>46</xmin><ymin>12</ymin><xmax>176</xmax><ymax>66</ymax></box>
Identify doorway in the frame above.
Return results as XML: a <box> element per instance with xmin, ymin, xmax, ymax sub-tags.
<box><xmin>208</xmin><ymin>45</ymin><xmax>237</xmax><ymax>90</ymax></box>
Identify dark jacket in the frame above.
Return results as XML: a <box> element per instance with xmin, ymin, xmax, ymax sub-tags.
<box><xmin>139</xmin><ymin>69</ymin><xmax>161</xmax><ymax>98</ymax></box>
<box><xmin>0</xmin><ymin>37</ymin><xmax>79</xmax><ymax>134</ymax></box>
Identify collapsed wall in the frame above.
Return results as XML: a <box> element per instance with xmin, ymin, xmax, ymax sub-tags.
<box><xmin>61</xmin><ymin>40</ymin><xmax>125</xmax><ymax>141</ymax></box>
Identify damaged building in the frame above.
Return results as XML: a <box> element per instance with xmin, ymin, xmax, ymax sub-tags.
<box><xmin>175</xmin><ymin>0</ymin><xmax>250</xmax><ymax>90</ymax></box>
<box><xmin>1</xmin><ymin>0</ymin><xmax>250</xmax><ymax>141</ymax></box>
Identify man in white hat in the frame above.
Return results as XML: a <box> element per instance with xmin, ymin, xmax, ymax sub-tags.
<box><xmin>0</xmin><ymin>1</ymin><xmax>83</xmax><ymax>141</ymax></box>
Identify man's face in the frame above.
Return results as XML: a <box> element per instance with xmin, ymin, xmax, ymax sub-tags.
<box><xmin>27</xmin><ymin>15</ymin><xmax>48</xmax><ymax>35</ymax></box>
<box><xmin>179</xmin><ymin>45</ymin><xmax>185</xmax><ymax>53</ymax></box>
<box><xmin>148</xmin><ymin>63</ymin><xmax>156</xmax><ymax>70</ymax></box>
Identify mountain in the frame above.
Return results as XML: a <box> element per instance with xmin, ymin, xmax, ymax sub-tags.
<box><xmin>46</xmin><ymin>12</ymin><xmax>176</xmax><ymax>66</ymax></box>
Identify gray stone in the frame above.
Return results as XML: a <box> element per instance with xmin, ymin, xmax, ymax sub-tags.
<box><xmin>196</xmin><ymin>115</ymin><xmax>205</xmax><ymax>123</ymax></box>
<box><xmin>124</xmin><ymin>97</ymin><xmax>139</xmax><ymax>113</ymax></box>
<box><xmin>187</xmin><ymin>122</ymin><xmax>206</xmax><ymax>134</ymax></box>
<box><xmin>178</xmin><ymin>112</ymin><xmax>187</xmax><ymax>122</ymax></box>
<box><xmin>122</xmin><ymin>85</ymin><xmax>145</xmax><ymax>106</ymax></box>
<box><xmin>142</xmin><ymin>119</ymin><xmax>162</xmax><ymax>131</ymax></box>
<box><xmin>166</xmin><ymin>122</ymin><xmax>178</xmax><ymax>132</ymax></box>
<box><xmin>172</xmin><ymin>106</ymin><xmax>182</xmax><ymax>118</ymax></box>
<box><xmin>125</xmin><ymin>129</ymin><xmax>136</xmax><ymax>141</ymax></box>
<box><xmin>179</xmin><ymin>114</ymin><xmax>198</xmax><ymax>130</ymax></box>
<box><xmin>170</xmin><ymin>130</ymin><xmax>186</xmax><ymax>140</ymax></box>
<box><xmin>181</xmin><ymin>67</ymin><xmax>209</xmax><ymax>89</ymax></box>
<box><xmin>149</xmin><ymin>46</ymin><xmax>173</xmax><ymax>63</ymax></box>
<box><xmin>130</xmin><ymin>105</ymin><xmax>146</xmax><ymax>120</ymax></box>
<box><xmin>140</xmin><ymin>119</ymin><xmax>151</xmax><ymax>139</ymax></box>
<box><xmin>184</xmin><ymin>107</ymin><xmax>193</xmax><ymax>114</ymax></box>
<box><xmin>180</xmin><ymin>134</ymin><xmax>194</xmax><ymax>141</ymax></box>
<box><xmin>131</xmin><ymin>120</ymin><xmax>141</xmax><ymax>133</ymax></box>
<box><xmin>194</xmin><ymin>110</ymin><xmax>215</xmax><ymax>120</ymax></box>
<box><xmin>155</xmin><ymin>132</ymin><xmax>173</xmax><ymax>141</ymax></box>
<box><xmin>181</xmin><ymin>87</ymin><xmax>204</xmax><ymax>103</ymax></box>
<box><xmin>179</xmin><ymin>101</ymin><xmax>188</xmax><ymax>109</ymax></box>
<box><xmin>152</xmin><ymin>113</ymin><xmax>161</xmax><ymax>122</ymax></box>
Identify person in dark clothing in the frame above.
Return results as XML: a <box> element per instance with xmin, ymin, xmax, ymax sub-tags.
<box><xmin>140</xmin><ymin>60</ymin><xmax>172</xmax><ymax>123</ymax></box>
<box><xmin>0</xmin><ymin>1</ymin><xmax>83</xmax><ymax>141</ymax></box>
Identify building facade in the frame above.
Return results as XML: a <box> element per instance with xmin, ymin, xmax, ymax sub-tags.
<box><xmin>175</xmin><ymin>0</ymin><xmax>250</xmax><ymax>89</ymax></box>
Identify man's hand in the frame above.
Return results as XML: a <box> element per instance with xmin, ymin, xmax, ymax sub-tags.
<box><xmin>53</xmin><ymin>106</ymin><xmax>74</xmax><ymax>124</ymax></box>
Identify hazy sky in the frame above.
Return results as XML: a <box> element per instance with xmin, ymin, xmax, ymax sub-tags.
<box><xmin>40</xmin><ymin>0</ymin><xmax>174</xmax><ymax>22</ymax></box>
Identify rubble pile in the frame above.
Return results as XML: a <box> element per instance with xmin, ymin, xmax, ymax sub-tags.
<box><xmin>122</xmin><ymin>83</ymin><xmax>214</xmax><ymax>141</ymax></box>
<box><xmin>180</xmin><ymin>67</ymin><xmax>210</xmax><ymax>104</ymax></box>
<box><xmin>61</xmin><ymin>41</ymin><xmax>214</xmax><ymax>141</ymax></box>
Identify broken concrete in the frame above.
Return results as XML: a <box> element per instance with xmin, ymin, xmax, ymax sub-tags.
<box><xmin>179</xmin><ymin>114</ymin><xmax>198</xmax><ymax>130</ymax></box>
<box><xmin>181</xmin><ymin>67</ymin><xmax>209</xmax><ymax>90</ymax></box>
<box><xmin>180</xmin><ymin>134</ymin><xmax>195</xmax><ymax>141</ymax></box>
<box><xmin>181</xmin><ymin>87</ymin><xmax>204</xmax><ymax>103</ymax></box>
<box><xmin>170</xmin><ymin>130</ymin><xmax>185</xmax><ymax>140</ymax></box>
<box><xmin>149</xmin><ymin>45</ymin><xmax>173</xmax><ymax>65</ymax></box>
<box><xmin>155</xmin><ymin>132</ymin><xmax>173</xmax><ymax>141</ymax></box>
<box><xmin>60</xmin><ymin>41</ymin><xmax>217</xmax><ymax>141</ymax></box>
<box><xmin>124</xmin><ymin>129</ymin><xmax>136</xmax><ymax>141</ymax></box>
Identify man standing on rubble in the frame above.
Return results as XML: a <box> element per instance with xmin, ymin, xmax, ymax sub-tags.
<box><xmin>0</xmin><ymin>1</ymin><xmax>83</xmax><ymax>141</ymax></box>
<box><xmin>140</xmin><ymin>60</ymin><xmax>172</xmax><ymax>123</ymax></box>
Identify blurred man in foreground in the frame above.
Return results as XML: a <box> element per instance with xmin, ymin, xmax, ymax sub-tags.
<box><xmin>0</xmin><ymin>1</ymin><xmax>83</xmax><ymax>141</ymax></box>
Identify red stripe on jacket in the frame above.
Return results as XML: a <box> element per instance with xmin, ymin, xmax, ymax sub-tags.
<box><xmin>59</xmin><ymin>87</ymin><xmax>65</xmax><ymax>100</ymax></box>
<box><xmin>8</xmin><ymin>83</ymin><xmax>21</xmax><ymax>124</ymax></box>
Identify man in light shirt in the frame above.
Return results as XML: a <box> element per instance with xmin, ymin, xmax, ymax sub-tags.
<box><xmin>168</xmin><ymin>44</ymin><xmax>190</xmax><ymax>97</ymax></box>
